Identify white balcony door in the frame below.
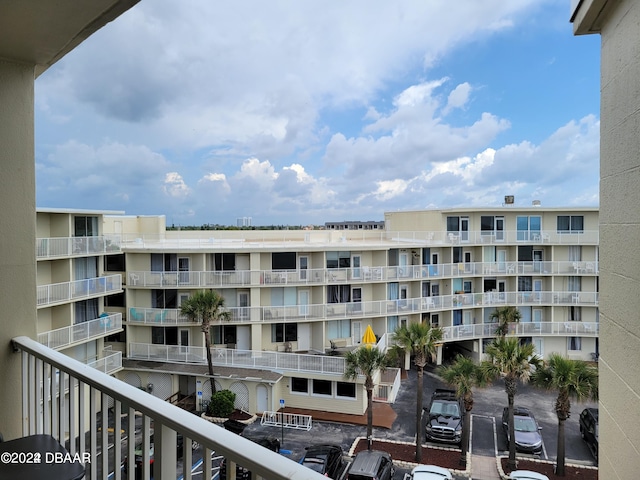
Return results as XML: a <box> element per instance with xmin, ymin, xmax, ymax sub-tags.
<box><xmin>460</xmin><ymin>217</ymin><xmax>469</xmax><ymax>242</ymax></box>
<box><xmin>352</xmin><ymin>321</ymin><xmax>362</xmax><ymax>345</ymax></box>
<box><xmin>399</xmin><ymin>253</ymin><xmax>408</xmax><ymax>277</ymax></box>
<box><xmin>299</xmin><ymin>255</ymin><xmax>308</xmax><ymax>281</ymax></box>
<box><xmin>534</xmin><ymin>279</ymin><xmax>542</xmax><ymax>301</ymax></box>
<box><xmin>352</xmin><ymin>254</ymin><xmax>361</xmax><ymax>279</ymax></box>
<box><xmin>178</xmin><ymin>257</ymin><xmax>190</xmax><ymax>285</ymax></box>
<box><xmin>238</xmin><ymin>291</ymin><xmax>249</xmax><ymax>320</ymax></box>
<box><xmin>298</xmin><ymin>290</ymin><xmax>309</xmax><ymax>317</ymax></box>
<box><xmin>179</xmin><ymin>329</ymin><xmax>189</xmax><ymax>353</ymax></box>
<box><xmin>497</xmin><ymin>249</ymin><xmax>507</xmax><ymax>272</ymax></box>
<box><xmin>297</xmin><ymin>323</ymin><xmax>310</xmax><ymax>351</ymax></box>
<box><xmin>495</xmin><ymin>217</ymin><xmax>505</xmax><ymax>241</ymax></box>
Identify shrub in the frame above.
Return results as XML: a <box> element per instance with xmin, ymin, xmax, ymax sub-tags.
<box><xmin>208</xmin><ymin>389</ymin><xmax>236</xmax><ymax>417</ymax></box>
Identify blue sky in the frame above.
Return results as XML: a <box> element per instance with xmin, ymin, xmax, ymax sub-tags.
<box><xmin>35</xmin><ymin>0</ymin><xmax>600</xmax><ymax>226</ymax></box>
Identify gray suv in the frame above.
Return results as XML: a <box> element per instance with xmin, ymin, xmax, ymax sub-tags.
<box><xmin>346</xmin><ymin>450</ymin><xmax>395</xmax><ymax>480</ymax></box>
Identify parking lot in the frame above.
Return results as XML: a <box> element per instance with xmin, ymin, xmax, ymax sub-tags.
<box><xmin>230</xmin><ymin>366</ymin><xmax>598</xmax><ymax>479</ymax></box>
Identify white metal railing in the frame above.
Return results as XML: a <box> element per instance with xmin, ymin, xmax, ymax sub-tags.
<box><xmin>36</xmin><ymin>235</ymin><xmax>122</xmax><ymax>259</ymax></box>
<box><xmin>37</xmin><ymin>274</ymin><xmax>123</xmax><ymax>307</ymax></box>
<box><xmin>120</xmin><ymin>228</ymin><xmax>599</xmax><ymax>248</ymax></box>
<box><xmin>128</xmin><ymin>343</ymin><xmax>347</xmax><ymax>375</ymax></box>
<box><xmin>373</xmin><ymin>368</ymin><xmax>402</xmax><ymax>403</ymax></box>
<box><xmin>127</xmin><ymin>306</ymin><xmax>257</xmax><ymax>325</ymax></box>
<box><xmin>86</xmin><ymin>351</ymin><xmax>123</xmax><ymax>375</ymax></box>
<box><xmin>13</xmin><ymin>335</ymin><xmax>324</xmax><ymax>480</ymax></box>
<box><xmin>37</xmin><ymin>314</ymin><xmax>123</xmax><ymax>349</ymax></box>
<box><xmin>126</xmin><ymin>260</ymin><xmax>599</xmax><ymax>289</ymax></box>
<box><xmin>441</xmin><ymin>321</ymin><xmax>599</xmax><ymax>341</ymax></box>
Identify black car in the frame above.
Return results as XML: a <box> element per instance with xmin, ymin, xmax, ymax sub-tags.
<box><xmin>299</xmin><ymin>444</ymin><xmax>345</xmax><ymax>479</ymax></box>
<box><xmin>220</xmin><ymin>436</ymin><xmax>281</xmax><ymax>480</ymax></box>
<box><xmin>424</xmin><ymin>389</ymin><xmax>463</xmax><ymax>445</ymax></box>
<box><xmin>502</xmin><ymin>406</ymin><xmax>543</xmax><ymax>455</ymax></box>
<box><xmin>346</xmin><ymin>450</ymin><xmax>394</xmax><ymax>480</ymax></box>
<box><xmin>579</xmin><ymin>407</ymin><xmax>598</xmax><ymax>461</ymax></box>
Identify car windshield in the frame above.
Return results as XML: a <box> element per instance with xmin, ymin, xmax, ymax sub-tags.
<box><xmin>514</xmin><ymin>417</ymin><xmax>537</xmax><ymax>432</ymax></box>
<box><xmin>430</xmin><ymin>402</ymin><xmax>460</xmax><ymax>417</ymax></box>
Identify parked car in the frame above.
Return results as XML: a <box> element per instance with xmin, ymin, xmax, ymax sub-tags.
<box><xmin>502</xmin><ymin>407</ymin><xmax>543</xmax><ymax>455</ymax></box>
<box><xmin>125</xmin><ymin>432</ymin><xmax>198</xmax><ymax>480</ymax></box>
<box><xmin>346</xmin><ymin>450</ymin><xmax>395</xmax><ymax>480</ymax></box>
<box><xmin>579</xmin><ymin>407</ymin><xmax>598</xmax><ymax>461</ymax></box>
<box><xmin>403</xmin><ymin>464</ymin><xmax>453</xmax><ymax>480</ymax></box>
<box><xmin>424</xmin><ymin>389</ymin><xmax>463</xmax><ymax>445</ymax></box>
<box><xmin>508</xmin><ymin>470</ymin><xmax>549</xmax><ymax>480</ymax></box>
<box><xmin>220</xmin><ymin>436</ymin><xmax>281</xmax><ymax>480</ymax></box>
<box><xmin>299</xmin><ymin>444</ymin><xmax>346</xmax><ymax>479</ymax></box>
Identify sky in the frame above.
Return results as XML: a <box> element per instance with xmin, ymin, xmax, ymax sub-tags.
<box><xmin>34</xmin><ymin>0</ymin><xmax>601</xmax><ymax>227</ymax></box>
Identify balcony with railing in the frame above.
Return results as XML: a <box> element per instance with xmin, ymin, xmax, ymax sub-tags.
<box><xmin>37</xmin><ymin>274</ymin><xmax>123</xmax><ymax>307</ymax></box>
<box><xmin>36</xmin><ymin>235</ymin><xmax>122</xmax><ymax>259</ymax></box>
<box><xmin>11</xmin><ymin>335</ymin><xmax>320</xmax><ymax>480</ymax></box>
<box><xmin>37</xmin><ymin>313</ymin><xmax>123</xmax><ymax>349</ymax></box>
<box><xmin>126</xmin><ymin>260</ymin><xmax>598</xmax><ymax>290</ymax></box>
<box><xmin>86</xmin><ymin>350</ymin><xmax>123</xmax><ymax>375</ymax></box>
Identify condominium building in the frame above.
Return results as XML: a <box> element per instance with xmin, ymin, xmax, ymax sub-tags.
<box><xmin>93</xmin><ymin>206</ymin><xmax>599</xmax><ymax>418</ymax></box>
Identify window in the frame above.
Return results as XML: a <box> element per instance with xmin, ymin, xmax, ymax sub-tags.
<box><xmin>74</xmin><ymin>257</ymin><xmax>98</xmax><ymax>280</ymax></box>
<box><xmin>431</xmin><ymin>314</ymin><xmax>439</xmax><ymax>327</ymax></box>
<box><xmin>336</xmin><ymin>382</ymin><xmax>356</xmax><ymax>399</ymax></box>
<box><xmin>569</xmin><ymin>306</ymin><xmax>582</xmax><ymax>321</ymax></box>
<box><xmin>312</xmin><ymin>379</ymin><xmax>332</xmax><ymax>396</ymax></box>
<box><xmin>271</xmin><ymin>323</ymin><xmax>297</xmax><ymax>342</ymax></box>
<box><xmin>327</xmin><ymin>319</ymin><xmax>351</xmax><ymax>338</ymax></box>
<box><xmin>557</xmin><ymin>215</ymin><xmax>584</xmax><ymax>233</ymax></box>
<box><xmin>272</xmin><ymin>252</ymin><xmax>296</xmax><ymax>270</ymax></box>
<box><xmin>517</xmin><ymin>216</ymin><xmax>541</xmax><ymax>241</ymax></box>
<box><xmin>453</xmin><ymin>247</ymin><xmax>462</xmax><ymax>263</ymax></box>
<box><xmin>387</xmin><ymin>316</ymin><xmax>399</xmax><ymax>333</ymax></box>
<box><xmin>518</xmin><ymin>277</ymin><xmax>532</xmax><ymax>292</ymax></box>
<box><xmin>152</xmin><ymin>327</ymin><xmax>178</xmax><ymax>345</ymax></box>
<box><xmin>214</xmin><ymin>253</ymin><xmax>236</xmax><ymax>271</ymax></box>
<box><xmin>212</xmin><ymin>325</ymin><xmax>237</xmax><ymax>344</ymax></box>
<box><xmin>446</xmin><ymin>216</ymin><xmax>459</xmax><ymax>232</ymax></box>
<box><xmin>481</xmin><ymin>216</ymin><xmax>494</xmax><ymax>234</ymax></box>
<box><xmin>75</xmin><ymin>299</ymin><xmax>98</xmax><ymax>323</ymax></box>
<box><xmin>151</xmin><ymin>253</ymin><xmax>177</xmax><ymax>272</ymax></box>
<box><xmin>291</xmin><ymin>377</ymin><xmax>309</xmax><ymax>394</ymax></box>
<box><xmin>568</xmin><ymin>337</ymin><xmax>582</xmax><ymax>351</ymax></box>
<box><xmin>327</xmin><ymin>285</ymin><xmax>350</xmax><ymax>303</ymax></box>
<box><xmin>104</xmin><ymin>292</ymin><xmax>125</xmax><ymax>307</ymax></box>
<box><xmin>152</xmin><ymin>290</ymin><xmax>177</xmax><ymax>308</ymax></box>
<box><xmin>568</xmin><ymin>277</ymin><xmax>582</xmax><ymax>292</ymax></box>
<box><xmin>518</xmin><ymin>246</ymin><xmax>533</xmax><ymax>261</ymax></box>
<box><xmin>326</xmin><ymin>251</ymin><xmax>351</xmax><ymax>268</ymax></box>
<box><xmin>104</xmin><ymin>254</ymin><xmax>125</xmax><ymax>271</ymax></box>
<box><xmin>74</xmin><ymin>216</ymin><xmax>98</xmax><ymax>237</ymax></box>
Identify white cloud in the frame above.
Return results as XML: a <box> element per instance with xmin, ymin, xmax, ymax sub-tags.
<box><xmin>163</xmin><ymin>172</ymin><xmax>191</xmax><ymax>198</ymax></box>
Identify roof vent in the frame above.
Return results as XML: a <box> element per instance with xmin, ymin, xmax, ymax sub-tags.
<box><xmin>504</xmin><ymin>195</ymin><xmax>514</xmax><ymax>205</ymax></box>
<box><xmin>532</xmin><ymin>200</ymin><xmax>541</xmax><ymax>207</ymax></box>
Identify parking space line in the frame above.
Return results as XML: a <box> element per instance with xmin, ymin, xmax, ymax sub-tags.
<box><xmin>470</xmin><ymin>413</ymin><xmax>498</xmax><ymax>457</ymax></box>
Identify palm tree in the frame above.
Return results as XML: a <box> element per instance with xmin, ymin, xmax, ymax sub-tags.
<box><xmin>490</xmin><ymin>305</ymin><xmax>522</xmax><ymax>338</ymax></box>
<box><xmin>180</xmin><ymin>290</ymin><xmax>230</xmax><ymax>393</ymax></box>
<box><xmin>532</xmin><ymin>353</ymin><xmax>598</xmax><ymax>476</ymax></box>
<box><xmin>481</xmin><ymin>337</ymin><xmax>540</xmax><ymax>470</ymax></box>
<box><xmin>439</xmin><ymin>355</ymin><xmax>488</xmax><ymax>467</ymax></box>
<box><xmin>343</xmin><ymin>345</ymin><xmax>388</xmax><ymax>450</ymax></box>
<box><xmin>393</xmin><ymin>322</ymin><xmax>443</xmax><ymax>463</ymax></box>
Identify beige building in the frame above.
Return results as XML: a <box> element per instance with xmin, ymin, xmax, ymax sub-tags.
<box><xmin>97</xmin><ymin>206</ymin><xmax>600</xmax><ymax>417</ymax></box>
<box><xmin>572</xmin><ymin>0</ymin><xmax>640</xmax><ymax>477</ymax></box>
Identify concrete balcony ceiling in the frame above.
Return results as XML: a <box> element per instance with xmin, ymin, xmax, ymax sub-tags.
<box><xmin>0</xmin><ymin>0</ymin><xmax>140</xmax><ymax>76</ymax></box>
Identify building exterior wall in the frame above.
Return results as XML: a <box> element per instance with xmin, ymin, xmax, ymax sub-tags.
<box><xmin>573</xmin><ymin>0</ymin><xmax>640</xmax><ymax>477</ymax></box>
<box><xmin>105</xmin><ymin>206</ymin><xmax>600</xmax><ymax>417</ymax></box>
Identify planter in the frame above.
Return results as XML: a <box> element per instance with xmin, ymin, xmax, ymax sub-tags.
<box><xmin>201</xmin><ymin>411</ymin><xmax>258</xmax><ymax>425</ymax></box>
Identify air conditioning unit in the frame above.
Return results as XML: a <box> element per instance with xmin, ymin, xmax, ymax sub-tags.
<box><xmin>504</xmin><ymin>195</ymin><xmax>515</xmax><ymax>205</ymax></box>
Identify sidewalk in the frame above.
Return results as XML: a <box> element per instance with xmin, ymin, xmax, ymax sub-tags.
<box><xmin>471</xmin><ymin>454</ymin><xmax>502</xmax><ymax>479</ymax></box>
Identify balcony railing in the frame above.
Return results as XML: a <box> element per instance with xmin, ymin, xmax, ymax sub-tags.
<box><xmin>12</xmin><ymin>336</ymin><xmax>322</xmax><ymax>480</ymax></box>
<box><xmin>37</xmin><ymin>314</ymin><xmax>123</xmax><ymax>349</ymax></box>
<box><xmin>442</xmin><ymin>321</ymin><xmax>599</xmax><ymax>341</ymax></box>
<box><xmin>37</xmin><ymin>274</ymin><xmax>122</xmax><ymax>307</ymax></box>
<box><xmin>86</xmin><ymin>351</ymin><xmax>123</xmax><ymax>375</ymax></box>
<box><xmin>127</xmin><ymin>306</ymin><xmax>258</xmax><ymax>325</ymax></box>
<box><xmin>36</xmin><ymin>235</ymin><xmax>122</xmax><ymax>259</ymax></box>
<box><xmin>126</xmin><ymin>260</ymin><xmax>598</xmax><ymax>289</ymax></box>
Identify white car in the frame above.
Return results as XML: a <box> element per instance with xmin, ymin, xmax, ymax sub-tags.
<box><xmin>509</xmin><ymin>470</ymin><xmax>550</xmax><ymax>480</ymax></box>
<box><xmin>403</xmin><ymin>464</ymin><xmax>453</xmax><ymax>480</ymax></box>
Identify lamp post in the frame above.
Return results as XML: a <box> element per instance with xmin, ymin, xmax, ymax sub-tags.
<box><xmin>280</xmin><ymin>399</ymin><xmax>285</xmax><ymax>448</ymax></box>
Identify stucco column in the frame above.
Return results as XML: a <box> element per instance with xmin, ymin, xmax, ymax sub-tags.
<box><xmin>0</xmin><ymin>60</ymin><xmax>37</xmax><ymax>439</ymax></box>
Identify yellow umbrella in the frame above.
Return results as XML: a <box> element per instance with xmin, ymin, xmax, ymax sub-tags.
<box><xmin>362</xmin><ymin>324</ymin><xmax>377</xmax><ymax>346</ymax></box>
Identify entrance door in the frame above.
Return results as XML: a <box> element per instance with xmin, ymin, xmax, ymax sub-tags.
<box><xmin>297</xmin><ymin>323</ymin><xmax>310</xmax><ymax>351</ymax></box>
<box><xmin>497</xmin><ymin>250</ymin><xmax>507</xmax><ymax>272</ymax></box>
<box><xmin>498</xmin><ymin>280</ymin><xmax>506</xmax><ymax>302</ymax></box>
<box><xmin>238</xmin><ymin>291</ymin><xmax>249</xmax><ymax>320</ymax></box>
<box><xmin>352</xmin><ymin>287</ymin><xmax>362</xmax><ymax>313</ymax></box>
<box><xmin>460</xmin><ymin>217</ymin><xmax>469</xmax><ymax>242</ymax></box>
<box><xmin>351</xmin><ymin>255</ymin><xmax>361</xmax><ymax>279</ymax></box>
<box><xmin>534</xmin><ymin>279</ymin><xmax>542</xmax><ymax>302</ymax></box>
<box><xmin>495</xmin><ymin>217</ymin><xmax>505</xmax><ymax>241</ymax></box>
<box><xmin>399</xmin><ymin>253</ymin><xmax>408</xmax><ymax>277</ymax></box>
<box><xmin>179</xmin><ymin>329</ymin><xmax>189</xmax><ymax>354</ymax></box>
<box><xmin>298</xmin><ymin>290</ymin><xmax>309</xmax><ymax>317</ymax></box>
<box><xmin>534</xmin><ymin>250</ymin><xmax>543</xmax><ymax>273</ymax></box>
<box><xmin>299</xmin><ymin>256</ymin><xmax>308</xmax><ymax>281</ymax></box>
<box><xmin>256</xmin><ymin>384</ymin><xmax>269</xmax><ymax>413</ymax></box>
<box><xmin>178</xmin><ymin>257</ymin><xmax>190</xmax><ymax>285</ymax></box>
<box><xmin>352</xmin><ymin>321</ymin><xmax>362</xmax><ymax>345</ymax></box>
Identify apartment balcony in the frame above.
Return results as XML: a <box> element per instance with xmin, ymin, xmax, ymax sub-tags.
<box><xmin>126</xmin><ymin>260</ymin><xmax>598</xmax><ymax>290</ymax></box>
<box><xmin>11</xmin><ymin>336</ymin><xmax>319</xmax><ymax>480</ymax></box>
<box><xmin>37</xmin><ymin>274</ymin><xmax>123</xmax><ymax>307</ymax></box>
<box><xmin>86</xmin><ymin>351</ymin><xmax>123</xmax><ymax>375</ymax></box>
<box><xmin>38</xmin><ymin>313</ymin><xmax>123</xmax><ymax>350</ymax></box>
<box><xmin>128</xmin><ymin>343</ymin><xmax>348</xmax><ymax>375</ymax></box>
<box><xmin>441</xmin><ymin>321</ymin><xmax>599</xmax><ymax>341</ymax></box>
<box><xmin>36</xmin><ymin>235</ymin><xmax>122</xmax><ymax>259</ymax></box>
<box><xmin>127</xmin><ymin>306</ymin><xmax>257</xmax><ymax>325</ymax></box>
<box><xmin>391</xmin><ymin>229</ymin><xmax>599</xmax><ymax>245</ymax></box>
